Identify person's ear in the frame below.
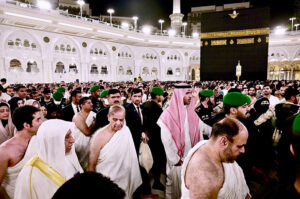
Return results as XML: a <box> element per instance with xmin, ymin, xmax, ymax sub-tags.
<box><xmin>290</xmin><ymin>144</ymin><xmax>295</xmax><ymax>156</ymax></box>
<box><xmin>219</xmin><ymin>136</ymin><xmax>228</xmax><ymax>149</ymax></box>
<box><xmin>23</xmin><ymin>122</ymin><xmax>30</xmax><ymax>129</ymax></box>
<box><xmin>230</xmin><ymin>107</ymin><xmax>237</xmax><ymax>115</ymax></box>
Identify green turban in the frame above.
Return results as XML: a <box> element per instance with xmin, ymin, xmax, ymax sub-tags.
<box><xmin>53</xmin><ymin>92</ymin><xmax>63</xmax><ymax>101</ymax></box>
<box><xmin>90</xmin><ymin>85</ymin><xmax>100</xmax><ymax>92</ymax></box>
<box><xmin>100</xmin><ymin>90</ymin><xmax>108</xmax><ymax>98</ymax></box>
<box><xmin>223</xmin><ymin>92</ymin><xmax>251</xmax><ymax>106</ymax></box>
<box><xmin>57</xmin><ymin>87</ymin><xmax>65</xmax><ymax>93</ymax></box>
<box><xmin>151</xmin><ymin>87</ymin><xmax>164</xmax><ymax>96</ymax></box>
<box><xmin>293</xmin><ymin>113</ymin><xmax>300</xmax><ymax>133</ymax></box>
<box><xmin>199</xmin><ymin>89</ymin><xmax>214</xmax><ymax>97</ymax></box>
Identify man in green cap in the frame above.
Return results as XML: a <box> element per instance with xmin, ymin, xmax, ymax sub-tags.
<box><xmin>142</xmin><ymin>87</ymin><xmax>166</xmax><ymax>191</ymax></box>
<box><xmin>195</xmin><ymin>89</ymin><xmax>215</xmax><ymax>126</ymax></box>
<box><xmin>89</xmin><ymin>85</ymin><xmax>104</xmax><ymax>113</ymax></box>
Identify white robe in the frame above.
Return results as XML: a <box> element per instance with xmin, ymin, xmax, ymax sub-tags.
<box><xmin>73</xmin><ymin>111</ymin><xmax>96</xmax><ymax>169</ymax></box>
<box><xmin>14</xmin><ymin>120</ymin><xmax>83</xmax><ymax>199</ymax></box>
<box><xmin>96</xmin><ymin>125</ymin><xmax>142</xmax><ymax>199</ymax></box>
<box><xmin>2</xmin><ymin>136</ymin><xmax>38</xmax><ymax>199</ymax></box>
<box><xmin>181</xmin><ymin>141</ymin><xmax>250</xmax><ymax>199</ymax></box>
<box><xmin>158</xmin><ymin>110</ymin><xmax>211</xmax><ymax>199</ymax></box>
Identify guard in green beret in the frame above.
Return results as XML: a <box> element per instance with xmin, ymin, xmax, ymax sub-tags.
<box><xmin>53</xmin><ymin>92</ymin><xmax>63</xmax><ymax>101</ymax></box>
<box><xmin>89</xmin><ymin>85</ymin><xmax>104</xmax><ymax>113</ymax></box>
<box><xmin>151</xmin><ymin>87</ymin><xmax>164</xmax><ymax>96</ymax></box>
<box><xmin>195</xmin><ymin>89</ymin><xmax>215</xmax><ymax>126</ymax></box>
<box><xmin>100</xmin><ymin>90</ymin><xmax>108</xmax><ymax>98</ymax></box>
<box><xmin>57</xmin><ymin>87</ymin><xmax>65</xmax><ymax>93</ymax></box>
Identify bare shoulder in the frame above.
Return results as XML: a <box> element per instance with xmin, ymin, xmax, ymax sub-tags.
<box><xmin>0</xmin><ymin>140</ymin><xmax>15</xmax><ymax>165</ymax></box>
<box><xmin>91</xmin><ymin>126</ymin><xmax>110</xmax><ymax>150</ymax></box>
<box><xmin>185</xmin><ymin>147</ymin><xmax>224</xmax><ymax>199</ymax></box>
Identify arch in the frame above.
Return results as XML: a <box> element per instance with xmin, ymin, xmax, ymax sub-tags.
<box><xmin>167</xmin><ymin>67</ymin><xmax>173</xmax><ymax>75</ymax></box>
<box><xmin>142</xmin><ymin>67</ymin><xmax>149</xmax><ymax>75</ymax></box>
<box><xmin>69</xmin><ymin>64</ymin><xmax>78</xmax><ymax>73</ymax></box>
<box><xmin>166</xmin><ymin>50</ymin><xmax>183</xmax><ymax>62</ymax></box>
<box><xmin>89</xmin><ymin>42</ymin><xmax>110</xmax><ymax>58</ymax></box>
<box><xmin>141</xmin><ymin>49</ymin><xmax>159</xmax><ymax>61</ymax></box>
<box><xmin>4</xmin><ymin>30</ymin><xmax>42</xmax><ymax>52</ymax></box>
<box><xmin>117</xmin><ymin>46</ymin><xmax>135</xmax><ymax>59</ymax></box>
<box><xmin>52</xmin><ymin>37</ymin><xmax>80</xmax><ymax>56</ymax></box>
<box><xmin>26</xmin><ymin>61</ymin><xmax>39</xmax><ymax>73</ymax></box>
<box><xmin>9</xmin><ymin>59</ymin><xmax>23</xmax><ymax>72</ymax></box>
<box><xmin>126</xmin><ymin>67</ymin><xmax>133</xmax><ymax>75</ymax></box>
<box><xmin>175</xmin><ymin>68</ymin><xmax>181</xmax><ymax>76</ymax></box>
<box><xmin>191</xmin><ymin>69</ymin><xmax>195</xmax><ymax>80</ymax></box>
<box><xmin>293</xmin><ymin>48</ymin><xmax>300</xmax><ymax>60</ymax></box>
<box><xmin>151</xmin><ymin>67</ymin><xmax>158</xmax><ymax>76</ymax></box>
<box><xmin>55</xmin><ymin>62</ymin><xmax>65</xmax><ymax>73</ymax></box>
<box><xmin>90</xmin><ymin>64</ymin><xmax>99</xmax><ymax>74</ymax></box>
<box><xmin>101</xmin><ymin>66</ymin><xmax>108</xmax><ymax>74</ymax></box>
<box><xmin>118</xmin><ymin>66</ymin><xmax>124</xmax><ymax>75</ymax></box>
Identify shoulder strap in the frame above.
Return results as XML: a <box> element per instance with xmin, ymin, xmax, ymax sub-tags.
<box><xmin>26</xmin><ymin>155</ymin><xmax>66</xmax><ymax>199</ymax></box>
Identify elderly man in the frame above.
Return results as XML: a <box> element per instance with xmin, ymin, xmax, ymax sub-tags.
<box><xmin>0</xmin><ymin>106</ymin><xmax>43</xmax><ymax>198</ymax></box>
<box><xmin>88</xmin><ymin>105</ymin><xmax>142</xmax><ymax>199</ymax></box>
<box><xmin>157</xmin><ymin>84</ymin><xmax>212</xmax><ymax>199</ymax></box>
<box><xmin>181</xmin><ymin>118</ymin><xmax>250</xmax><ymax>199</ymax></box>
<box><xmin>14</xmin><ymin>120</ymin><xmax>83</xmax><ymax>199</ymax></box>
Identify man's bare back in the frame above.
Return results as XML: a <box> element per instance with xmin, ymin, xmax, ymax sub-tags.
<box><xmin>185</xmin><ymin>144</ymin><xmax>224</xmax><ymax>199</ymax></box>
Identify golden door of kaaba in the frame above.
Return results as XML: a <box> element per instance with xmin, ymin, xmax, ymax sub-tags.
<box><xmin>200</xmin><ymin>7</ymin><xmax>270</xmax><ymax>81</ymax></box>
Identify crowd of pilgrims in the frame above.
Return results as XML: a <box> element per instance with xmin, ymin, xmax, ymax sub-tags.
<box><xmin>0</xmin><ymin>77</ymin><xmax>299</xmax><ymax>199</ymax></box>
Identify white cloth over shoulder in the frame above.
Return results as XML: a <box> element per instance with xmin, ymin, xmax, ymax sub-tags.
<box><xmin>96</xmin><ymin>125</ymin><xmax>142</xmax><ymax>199</ymax></box>
<box><xmin>181</xmin><ymin>140</ymin><xmax>250</xmax><ymax>199</ymax></box>
<box><xmin>14</xmin><ymin>120</ymin><xmax>83</xmax><ymax>199</ymax></box>
<box><xmin>73</xmin><ymin>111</ymin><xmax>96</xmax><ymax>169</ymax></box>
<box><xmin>2</xmin><ymin>136</ymin><xmax>38</xmax><ymax>199</ymax></box>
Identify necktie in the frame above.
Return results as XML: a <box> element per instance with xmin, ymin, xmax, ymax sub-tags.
<box><xmin>137</xmin><ymin>106</ymin><xmax>141</xmax><ymax>120</ymax></box>
<box><xmin>76</xmin><ymin>106</ymin><xmax>80</xmax><ymax>113</ymax></box>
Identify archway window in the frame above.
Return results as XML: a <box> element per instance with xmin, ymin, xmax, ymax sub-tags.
<box><xmin>8</xmin><ymin>40</ymin><xmax>14</xmax><ymax>47</ymax></box>
<box><xmin>15</xmin><ymin>38</ymin><xmax>21</xmax><ymax>46</ymax></box>
<box><xmin>101</xmin><ymin>66</ymin><xmax>108</xmax><ymax>74</ymax></box>
<box><xmin>55</xmin><ymin>45</ymin><xmax>59</xmax><ymax>51</ymax></box>
<box><xmin>66</xmin><ymin>45</ymin><xmax>71</xmax><ymax>52</ymax></box>
<box><xmin>191</xmin><ymin>69</ymin><xmax>195</xmax><ymax>80</ymax></box>
<box><xmin>24</xmin><ymin>40</ymin><xmax>30</xmax><ymax>47</ymax></box>
<box><xmin>69</xmin><ymin>64</ymin><xmax>78</xmax><ymax>73</ymax></box>
<box><xmin>26</xmin><ymin>61</ymin><xmax>39</xmax><ymax>73</ymax></box>
<box><xmin>9</xmin><ymin>59</ymin><xmax>23</xmax><ymax>72</ymax></box>
<box><xmin>167</xmin><ymin>68</ymin><xmax>173</xmax><ymax>75</ymax></box>
<box><xmin>55</xmin><ymin>62</ymin><xmax>65</xmax><ymax>73</ymax></box>
<box><xmin>118</xmin><ymin>66</ymin><xmax>124</xmax><ymax>75</ymax></box>
<box><xmin>90</xmin><ymin>64</ymin><xmax>98</xmax><ymax>74</ymax></box>
<box><xmin>31</xmin><ymin>43</ymin><xmax>37</xmax><ymax>49</ymax></box>
<box><xmin>60</xmin><ymin>44</ymin><xmax>65</xmax><ymax>51</ymax></box>
<box><xmin>126</xmin><ymin>67</ymin><xmax>132</xmax><ymax>75</ymax></box>
<box><xmin>151</xmin><ymin>67</ymin><xmax>158</xmax><ymax>75</ymax></box>
<box><xmin>175</xmin><ymin>68</ymin><xmax>181</xmax><ymax>76</ymax></box>
<box><xmin>142</xmin><ymin>67</ymin><xmax>149</xmax><ymax>75</ymax></box>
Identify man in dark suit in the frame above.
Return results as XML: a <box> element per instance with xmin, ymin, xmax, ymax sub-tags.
<box><xmin>94</xmin><ymin>89</ymin><xmax>121</xmax><ymax>132</ymax></box>
<box><xmin>143</xmin><ymin>87</ymin><xmax>166</xmax><ymax>191</ymax></box>
<box><xmin>61</xmin><ymin>90</ymin><xmax>82</xmax><ymax>121</ymax></box>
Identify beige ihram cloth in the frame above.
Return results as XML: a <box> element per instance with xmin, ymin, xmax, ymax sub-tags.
<box><xmin>73</xmin><ymin>111</ymin><xmax>96</xmax><ymax>169</ymax></box>
<box><xmin>96</xmin><ymin>125</ymin><xmax>142</xmax><ymax>199</ymax></box>
<box><xmin>14</xmin><ymin>120</ymin><xmax>83</xmax><ymax>199</ymax></box>
<box><xmin>1</xmin><ymin>136</ymin><xmax>38</xmax><ymax>199</ymax></box>
<box><xmin>181</xmin><ymin>140</ymin><xmax>250</xmax><ymax>199</ymax></box>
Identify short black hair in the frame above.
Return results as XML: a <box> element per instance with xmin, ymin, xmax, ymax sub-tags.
<box><xmin>108</xmin><ymin>89</ymin><xmax>121</xmax><ymax>96</ymax></box>
<box><xmin>0</xmin><ymin>85</ymin><xmax>3</xmax><ymax>92</ymax></box>
<box><xmin>79</xmin><ymin>97</ymin><xmax>91</xmax><ymax>106</ymax></box>
<box><xmin>284</xmin><ymin>87</ymin><xmax>299</xmax><ymax>100</ymax></box>
<box><xmin>43</xmin><ymin>88</ymin><xmax>51</xmax><ymax>94</ymax></box>
<box><xmin>15</xmin><ymin>84</ymin><xmax>26</xmax><ymax>92</ymax></box>
<box><xmin>211</xmin><ymin>118</ymin><xmax>240</xmax><ymax>143</ymax></box>
<box><xmin>52</xmin><ymin>172</ymin><xmax>126</xmax><ymax>199</ymax></box>
<box><xmin>1</xmin><ymin>78</ymin><xmax>6</xmax><ymax>83</ymax></box>
<box><xmin>12</xmin><ymin>105</ymin><xmax>40</xmax><ymax>131</ymax></box>
<box><xmin>71</xmin><ymin>90</ymin><xmax>81</xmax><ymax>98</ymax></box>
<box><xmin>131</xmin><ymin>88</ymin><xmax>142</xmax><ymax>96</ymax></box>
<box><xmin>0</xmin><ymin>102</ymin><xmax>9</xmax><ymax>108</ymax></box>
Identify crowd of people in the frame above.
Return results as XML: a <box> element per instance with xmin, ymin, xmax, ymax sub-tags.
<box><xmin>0</xmin><ymin>77</ymin><xmax>299</xmax><ymax>199</ymax></box>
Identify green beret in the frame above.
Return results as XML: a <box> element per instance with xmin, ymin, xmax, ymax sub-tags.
<box><xmin>223</xmin><ymin>92</ymin><xmax>250</xmax><ymax>106</ymax></box>
<box><xmin>199</xmin><ymin>89</ymin><xmax>214</xmax><ymax>97</ymax></box>
<box><xmin>90</xmin><ymin>85</ymin><xmax>100</xmax><ymax>92</ymax></box>
<box><xmin>151</xmin><ymin>87</ymin><xmax>164</xmax><ymax>96</ymax></box>
<box><xmin>293</xmin><ymin>113</ymin><xmax>300</xmax><ymax>133</ymax></box>
<box><xmin>53</xmin><ymin>92</ymin><xmax>63</xmax><ymax>101</ymax></box>
<box><xmin>57</xmin><ymin>87</ymin><xmax>65</xmax><ymax>93</ymax></box>
<box><xmin>100</xmin><ymin>90</ymin><xmax>108</xmax><ymax>98</ymax></box>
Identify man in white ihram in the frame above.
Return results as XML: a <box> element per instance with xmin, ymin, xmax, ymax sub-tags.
<box><xmin>181</xmin><ymin>117</ymin><xmax>250</xmax><ymax>199</ymax></box>
<box><xmin>88</xmin><ymin>105</ymin><xmax>142</xmax><ymax>199</ymax></box>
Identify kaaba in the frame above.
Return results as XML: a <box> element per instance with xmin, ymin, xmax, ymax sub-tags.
<box><xmin>200</xmin><ymin>7</ymin><xmax>270</xmax><ymax>80</ymax></box>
